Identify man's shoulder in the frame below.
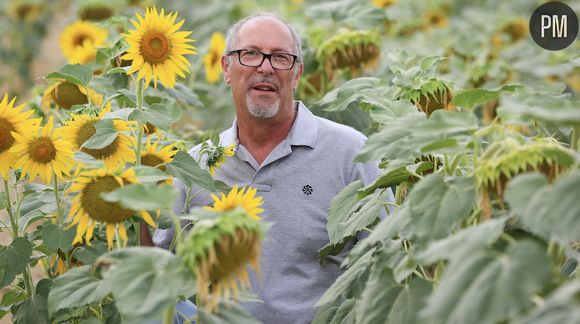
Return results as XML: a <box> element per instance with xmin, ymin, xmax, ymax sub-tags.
<box><xmin>314</xmin><ymin>114</ymin><xmax>367</xmax><ymax>147</ymax></box>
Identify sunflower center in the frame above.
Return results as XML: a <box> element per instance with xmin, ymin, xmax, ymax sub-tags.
<box><xmin>0</xmin><ymin>118</ymin><xmax>16</xmax><ymax>153</ymax></box>
<box><xmin>76</xmin><ymin>121</ymin><xmax>120</xmax><ymax>160</ymax></box>
<box><xmin>141</xmin><ymin>153</ymin><xmax>166</xmax><ymax>171</ymax></box>
<box><xmin>51</xmin><ymin>81</ymin><xmax>88</xmax><ymax>109</ymax></box>
<box><xmin>73</xmin><ymin>34</ymin><xmax>91</xmax><ymax>47</ymax></box>
<box><xmin>140</xmin><ymin>31</ymin><xmax>170</xmax><ymax>64</ymax></box>
<box><xmin>205</xmin><ymin>229</ymin><xmax>260</xmax><ymax>282</ymax></box>
<box><xmin>143</xmin><ymin>122</ymin><xmax>157</xmax><ymax>135</ymax></box>
<box><xmin>80</xmin><ymin>175</ymin><xmax>135</xmax><ymax>223</ymax></box>
<box><xmin>28</xmin><ymin>137</ymin><xmax>57</xmax><ymax>164</ymax></box>
<box><xmin>210</xmin><ymin>52</ymin><xmax>219</xmax><ymax>65</ymax></box>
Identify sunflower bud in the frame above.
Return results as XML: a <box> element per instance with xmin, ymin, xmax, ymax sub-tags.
<box><xmin>178</xmin><ymin>209</ymin><xmax>264</xmax><ymax>312</ymax></box>
<box><xmin>317</xmin><ymin>30</ymin><xmax>381</xmax><ymax>75</ymax></box>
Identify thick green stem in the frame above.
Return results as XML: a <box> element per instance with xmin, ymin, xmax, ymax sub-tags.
<box><xmin>135</xmin><ymin>79</ymin><xmax>144</xmax><ymax>166</ymax></box>
<box><xmin>163</xmin><ymin>300</ymin><xmax>176</xmax><ymax>324</ymax></box>
<box><xmin>22</xmin><ymin>265</ymin><xmax>34</xmax><ymax>297</ymax></box>
<box><xmin>3</xmin><ymin>178</ymin><xmax>18</xmax><ymax>237</ymax></box>
<box><xmin>571</xmin><ymin>126</ymin><xmax>580</xmax><ymax>151</ymax></box>
<box><xmin>53</xmin><ymin>174</ymin><xmax>63</xmax><ymax>225</ymax></box>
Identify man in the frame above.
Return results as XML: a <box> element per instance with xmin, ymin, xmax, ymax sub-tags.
<box><xmin>153</xmin><ymin>13</ymin><xmax>390</xmax><ymax>323</ymax></box>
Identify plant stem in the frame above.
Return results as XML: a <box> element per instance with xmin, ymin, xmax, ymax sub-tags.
<box><xmin>53</xmin><ymin>174</ymin><xmax>63</xmax><ymax>225</ymax></box>
<box><xmin>571</xmin><ymin>126</ymin><xmax>580</xmax><ymax>151</ymax></box>
<box><xmin>135</xmin><ymin>79</ymin><xmax>144</xmax><ymax>166</ymax></box>
<box><xmin>163</xmin><ymin>300</ymin><xmax>176</xmax><ymax>324</ymax></box>
<box><xmin>3</xmin><ymin>178</ymin><xmax>18</xmax><ymax>237</ymax></box>
<box><xmin>22</xmin><ymin>265</ymin><xmax>34</xmax><ymax>297</ymax></box>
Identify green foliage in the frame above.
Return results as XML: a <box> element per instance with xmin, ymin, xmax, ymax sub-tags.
<box><xmin>45</xmin><ymin>64</ymin><xmax>93</xmax><ymax>87</ymax></box>
<box><xmin>0</xmin><ymin>238</ymin><xmax>33</xmax><ymax>288</ymax></box>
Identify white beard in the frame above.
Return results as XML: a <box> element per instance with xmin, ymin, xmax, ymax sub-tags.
<box><xmin>246</xmin><ymin>95</ymin><xmax>280</xmax><ymax>118</ymax></box>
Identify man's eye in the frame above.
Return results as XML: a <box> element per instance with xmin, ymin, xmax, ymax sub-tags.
<box><xmin>243</xmin><ymin>50</ymin><xmax>260</xmax><ymax>58</ymax></box>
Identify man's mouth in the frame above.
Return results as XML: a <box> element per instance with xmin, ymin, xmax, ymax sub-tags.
<box><xmin>251</xmin><ymin>83</ymin><xmax>278</xmax><ymax>92</ymax></box>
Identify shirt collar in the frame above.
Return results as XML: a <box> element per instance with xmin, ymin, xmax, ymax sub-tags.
<box><xmin>219</xmin><ymin>101</ymin><xmax>319</xmax><ymax>149</ymax></box>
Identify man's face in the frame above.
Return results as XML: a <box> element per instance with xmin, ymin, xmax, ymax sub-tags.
<box><xmin>222</xmin><ymin>17</ymin><xmax>303</xmax><ymax>119</ymax></box>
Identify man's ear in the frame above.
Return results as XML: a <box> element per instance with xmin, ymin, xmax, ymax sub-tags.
<box><xmin>292</xmin><ymin>63</ymin><xmax>304</xmax><ymax>91</ymax></box>
<box><xmin>221</xmin><ymin>55</ymin><xmax>231</xmax><ymax>85</ymax></box>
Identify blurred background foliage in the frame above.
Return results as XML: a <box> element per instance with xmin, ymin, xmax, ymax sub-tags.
<box><xmin>1</xmin><ymin>0</ymin><xmax>577</xmax><ymax>143</ymax></box>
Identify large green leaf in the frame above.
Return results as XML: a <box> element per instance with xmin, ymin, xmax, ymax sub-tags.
<box><xmin>386</xmin><ymin>278</ymin><xmax>433</xmax><ymax>324</ymax></box>
<box><xmin>408</xmin><ymin>175</ymin><xmax>476</xmax><ymax>244</ymax></box>
<box><xmin>133</xmin><ymin>165</ymin><xmax>172</xmax><ymax>183</ymax></box>
<box><xmin>505</xmin><ymin>172</ymin><xmax>580</xmax><ymax>245</ymax></box>
<box><xmin>356</xmin><ymin>111</ymin><xmax>478</xmax><ymax>162</ymax></box>
<box><xmin>452</xmin><ymin>85</ymin><xmax>520</xmax><ymax>108</ymax></box>
<box><xmin>355</xmin><ymin>257</ymin><xmax>403</xmax><ymax>324</ymax></box>
<box><xmin>47</xmin><ymin>266</ymin><xmax>110</xmax><ymax>313</ymax></box>
<box><xmin>166</xmin><ymin>151</ymin><xmax>216</xmax><ymax>192</ymax></box>
<box><xmin>313</xmin><ymin>77</ymin><xmax>391</xmax><ymax>112</ymax></box>
<box><xmin>71</xmin><ymin>240</ymin><xmax>107</xmax><ymax>265</ymax></box>
<box><xmin>0</xmin><ymin>237</ymin><xmax>33</xmax><ymax>288</ymax></box>
<box><xmin>519</xmin><ymin>280</ymin><xmax>580</xmax><ymax>324</ymax></box>
<box><xmin>132</xmin><ymin>103</ymin><xmax>181</xmax><ymax>131</ymax></box>
<box><xmin>81</xmin><ymin>119</ymin><xmax>117</xmax><ymax>150</ymax></box>
<box><xmin>41</xmin><ymin>224</ymin><xmax>76</xmax><ymax>253</ymax></box>
<box><xmin>101</xmin><ymin>183</ymin><xmax>178</xmax><ymax>211</ymax></box>
<box><xmin>11</xmin><ymin>295</ymin><xmax>49</xmax><ymax>324</ymax></box>
<box><xmin>101</xmin><ymin>247</ymin><xmax>196</xmax><ymax>322</ymax></box>
<box><xmin>413</xmin><ymin>217</ymin><xmax>508</xmax><ymax>265</ymax></box>
<box><xmin>498</xmin><ymin>93</ymin><xmax>580</xmax><ymax>126</ymax></box>
<box><xmin>421</xmin><ymin>240</ymin><xmax>552</xmax><ymax>324</ymax></box>
<box><xmin>316</xmin><ymin>248</ymin><xmax>375</xmax><ymax>308</ymax></box>
<box><xmin>45</xmin><ymin>64</ymin><xmax>92</xmax><ymax>87</ymax></box>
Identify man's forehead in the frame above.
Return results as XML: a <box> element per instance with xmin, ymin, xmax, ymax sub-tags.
<box><xmin>236</xmin><ymin>16</ymin><xmax>294</xmax><ymax>46</ymax></box>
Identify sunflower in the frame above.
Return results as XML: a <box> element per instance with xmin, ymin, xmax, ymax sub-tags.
<box><xmin>140</xmin><ymin>136</ymin><xmax>174</xmax><ymax>182</ymax></box>
<box><xmin>179</xmin><ymin>201</ymin><xmax>264</xmax><ymax>311</ymax></box>
<box><xmin>372</xmin><ymin>0</ymin><xmax>397</xmax><ymax>8</ymax></box>
<box><xmin>203</xmin><ymin>32</ymin><xmax>225</xmax><ymax>84</ymax></box>
<box><xmin>202</xmin><ymin>142</ymin><xmax>235</xmax><ymax>176</ymax></box>
<box><xmin>68</xmin><ymin>168</ymin><xmax>156</xmax><ymax>248</ymax></box>
<box><xmin>60</xmin><ymin>20</ymin><xmax>108</xmax><ymax>64</ymax></box>
<box><xmin>60</xmin><ymin>103</ymin><xmax>136</xmax><ymax>169</ymax></box>
<box><xmin>317</xmin><ymin>29</ymin><xmax>381</xmax><ymax>75</ymax></box>
<box><xmin>42</xmin><ymin>80</ymin><xmax>103</xmax><ymax>111</ymax></box>
<box><xmin>10</xmin><ymin>116</ymin><xmax>74</xmax><ymax>184</ymax></box>
<box><xmin>0</xmin><ymin>94</ymin><xmax>37</xmax><ymax>180</ymax></box>
<box><xmin>122</xmin><ymin>6</ymin><xmax>196</xmax><ymax>88</ymax></box>
<box><xmin>78</xmin><ymin>0</ymin><xmax>115</xmax><ymax>22</ymax></box>
<box><xmin>204</xmin><ymin>185</ymin><xmax>264</xmax><ymax>220</ymax></box>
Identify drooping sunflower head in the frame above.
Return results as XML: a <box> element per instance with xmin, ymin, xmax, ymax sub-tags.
<box><xmin>200</xmin><ymin>141</ymin><xmax>235</xmax><ymax>176</ymax></box>
<box><xmin>10</xmin><ymin>116</ymin><xmax>74</xmax><ymax>184</ymax></box>
<box><xmin>68</xmin><ymin>168</ymin><xmax>156</xmax><ymax>248</ymax></box>
<box><xmin>0</xmin><ymin>94</ymin><xmax>37</xmax><ymax>180</ymax></box>
<box><xmin>122</xmin><ymin>6</ymin><xmax>197</xmax><ymax>88</ymax></box>
<box><xmin>78</xmin><ymin>0</ymin><xmax>116</xmax><ymax>22</ymax></box>
<box><xmin>317</xmin><ymin>29</ymin><xmax>381</xmax><ymax>75</ymax></box>
<box><xmin>8</xmin><ymin>0</ymin><xmax>43</xmax><ymax>22</ymax></box>
<box><xmin>60</xmin><ymin>20</ymin><xmax>108</xmax><ymax>64</ymax></box>
<box><xmin>204</xmin><ymin>185</ymin><xmax>264</xmax><ymax>220</ymax></box>
<box><xmin>178</xmin><ymin>207</ymin><xmax>264</xmax><ymax>312</ymax></box>
<box><xmin>476</xmin><ymin>137</ymin><xmax>576</xmax><ymax>218</ymax></box>
<box><xmin>42</xmin><ymin>80</ymin><xmax>103</xmax><ymax>111</ymax></box>
<box><xmin>203</xmin><ymin>32</ymin><xmax>226</xmax><ymax>84</ymax></box>
<box><xmin>399</xmin><ymin>79</ymin><xmax>454</xmax><ymax>117</ymax></box>
<box><xmin>141</xmin><ymin>136</ymin><xmax>174</xmax><ymax>183</ymax></box>
<box><xmin>423</xmin><ymin>8</ymin><xmax>449</xmax><ymax>28</ymax></box>
<box><xmin>60</xmin><ymin>103</ymin><xmax>136</xmax><ymax>169</ymax></box>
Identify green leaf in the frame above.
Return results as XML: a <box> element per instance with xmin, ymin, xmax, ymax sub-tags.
<box><xmin>0</xmin><ymin>237</ymin><xmax>33</xmax><ymax>288</ymax></box>
<box><xmin>101</xmin><ymin>247</ymin><xmax>196</xmax><ymax>322</ymax></box>
<box><xmin>197</xmin><ymin>301</ymin><xmax>261</xmax><ymax>324</ymax></box>
<box><xmin>71</xmin><ymin>240</ymin><xmax>107</xmax><ymax>265</ymax></box>
<box><xmin>367</xmin><ymin>99</ymin><xmax>419</xmax><ymax>124</ymax></box>
<box><xmin>47</xmin><ymin>265</ymin><xmax>110</xmax><ymax>313</ymax></box>
<box><xmin>498</xmin><ymin>93</ymin><xmax>580</xmax><ymax>126</ymax></box>
<box><xmin>132</xmin><ymin>103</ymin><xmax>181</xmax><ymax>131</ymax></box>
<box><xmin>452</xmin><ymin>85</ymin><xmax>520</xmax><ymax>108</ymax></box>
<box><xmin>318</xmin><ymin>181</ymin><xmax>383</xmax><ymax>263</ymax></box>
<box><xmin>408</xmin><ymin>175</ymin><xmax>476</xmax><ymax>243</ymax></box>
<box><xmin>413</xmin><ymin>217</ymin><xmax>508</xmax><ymax>265</ymax></box>
<box><xmin>386</xmin><ymin>279</ymin><xmax>433</xmax><ymax>324</ymax></box>
<box><xmin>45</xmin><ymin>64</ymin><xmax>92</xmax><ymax>86</ymax></box>
<box><xmin>101</xmin><ymin>183</ymin><xmax>178</xmax><ymax>211</ymax></box>
<box><xmin>505</xmin><ymin>172</ymin><xmax>580</xmax><ymax>245</ymax></box>
<box><xmin>420</xmin><ymin>138</ymin><xmax>458</xmax><ymax>153</ymax></box>
<box><xmin>519</xmin><ymin>280</ymin><xmax>580</xmax><ymax>324</ymax></box>
<box><xmin>35</xmin><ymin>279</ymin><xmax>52</xmax><ymax>298</ymax></box>
<box><xmin>355</xmin><ymin>258</ymin><xmax>403</xmax><ymax>323</ymax></box>
<box><xmin>101</xmin><ymin>108</ymin><xmax>136</xmax><ymax>121</ymax></box>
<box><xmin>164</xmin><ymin>83</ymin><xmax>203</xmax><ymax>107</ymax></box>
<box><xmin>421</xmin><ymin>240</ymin><xmax>552</xmax><ymax>324</ymax></box>
<box><xmin>11</xmin><ymin>295</ymin><xmax>49</xmax><ymax>324</ymax></box>
<box><xmin>1</xmin><ymin>290</ymin><xmax>27</xmax><ymax>307</ymax></box>
<box><xmin>81</xmin><ymin>119</ymin><xmax>117</xmax><ymax>150</ymax></box>
<box><xmin>133</xmin><ymin>165</ymin><xmax>172</xmax><ymax>183</ymax></box>
<box><xmin>316</xmin><ymin>248</ymin><xmax>375</xmax><ymax>308</ymax></box>
<box><xmin>313</xmin><ymin>77</ymin><xmax>392</xmax><ymax>113</ymax></box>
<box><xmin>166</xmin><ymin>151</ymin><xmax>216</xmax><ymax>192</ymax></box>
<box><xmin>41</xmin><ymin>224</ymin><xmax>76</xmax><ymax>253</ymax></box>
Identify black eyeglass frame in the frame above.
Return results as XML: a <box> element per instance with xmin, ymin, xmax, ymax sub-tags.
<box><xmin>227</xmin><ymin>49</ymin><xmax>299</xmax><ymax>70</ymax></box>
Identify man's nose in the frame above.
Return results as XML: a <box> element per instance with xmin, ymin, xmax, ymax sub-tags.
<box><xmin>257</xmin><ymin>57</ymin><xmax>275</xmax><ymax>74</ymax></box>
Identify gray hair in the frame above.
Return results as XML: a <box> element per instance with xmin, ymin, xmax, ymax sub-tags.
<box><xmin>224</xmin><ymin>13</ymin><xmax>303</xmax><ymax>65</ymax></box>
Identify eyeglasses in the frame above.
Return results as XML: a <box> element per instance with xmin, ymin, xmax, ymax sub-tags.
<box><xmin>227</xmin><ymin>49</ymin><xmax>298</xmax><ymax>70</ymax></box>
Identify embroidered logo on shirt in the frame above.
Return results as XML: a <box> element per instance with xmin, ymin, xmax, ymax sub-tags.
<box><xmin>302</xmin><ymin>185</ymin><xmax>313</xmax><ymax>195</ymax></box>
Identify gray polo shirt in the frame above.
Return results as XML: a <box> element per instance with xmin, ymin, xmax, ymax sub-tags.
<box><xmin>154</xmin><ymin>102</ymin><xmax>386</xmax><ymax>323</ymax></box>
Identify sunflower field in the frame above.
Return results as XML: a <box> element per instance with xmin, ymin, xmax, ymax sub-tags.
<box><xmin>0</xmin><ymin>0</ymin><xmax>579</xmax><ymax>323</ymax></box>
